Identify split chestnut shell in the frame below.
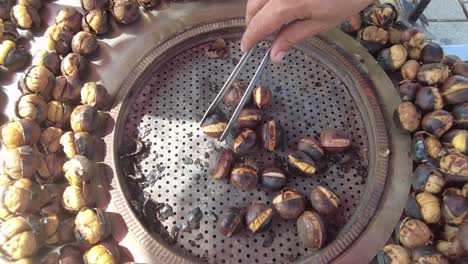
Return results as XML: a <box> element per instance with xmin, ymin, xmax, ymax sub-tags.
<box><xmin>208</xmin><ymin>148</ymin><xmax>235</xmax><ymax>180</ymax></box>
<box><xmin>296</xmin><ymin>211</ymin><xmax>326</xmax><ymax>249</ymax></box>
<box><xmin>245</xmin><ymin>202</ymin><xmax>274</xmax><ymax>233</ymax></box>
<box><xmin>217</xmin><ymin>207</ymin><xmax>245</xmax><ymax>237</ymax></box>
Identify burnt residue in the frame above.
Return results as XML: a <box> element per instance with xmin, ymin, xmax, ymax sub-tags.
<box><xmin>262</xmin><ymin>230</ymin><xmax>276</xmax><ymax>248</ymax></box>
<box><xmin>188</xmin><ymin>240</ymin><xmax>198</xmax><ymax>247</ymax></box>
<box><xmin>208</xmin><ymin>211</ymin><xmax>218</xmax><ymax>222</ymax></box>
<box><xmin>178</xmin><ymin>207</ymin><xmax>203</xmax><ymax>233</ymax></box>
<box><xmin>152</xmin><ymin>221</ymin><xmax>178</xmax><ymax>245</ymax></box>
<box><xmin>143</xmin><ymin>169</ymin><xmax>165</xmax><ymax>188</ymax></box>
<box><xmin>182</xmin><ymin>156</ymin><xmax>194</xmax><ymax>165</ymax></box>
<box><xmin>143</xmin><ymin>198</ymin><xmax>175</xmax><ymax>223</ymax></box>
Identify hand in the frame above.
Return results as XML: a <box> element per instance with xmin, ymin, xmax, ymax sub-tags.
<box><xmin>241</xmin><ymin>0</ymin><xmax>373</xmax><ymax>62</ymax></box>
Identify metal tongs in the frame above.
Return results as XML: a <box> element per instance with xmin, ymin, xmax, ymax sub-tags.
<box><xmin>200</xmin><ymin>45</ymin><xmax>272</xmax><ymax>141</ymax></box>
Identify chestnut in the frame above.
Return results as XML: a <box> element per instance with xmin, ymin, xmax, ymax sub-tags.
<box><xmin>200</xmin><ymin>112</ymin><xmax>227</xmax><ymax>138</ymax></box>
<box><xmin>231</xmin><ymin>128</ymin><xmax>257</xmax><ymax>154</ymax></box>
<box><xmin>0</xmin><ymin>0</ymin><xmax>14</xmax><ymax>20</ymax></box>
<box><xmin>443</xmin><ymin>55</ymin><xmax>462</xmax><ymax>68</ymax></box>
<box><xmin>412</xmin><ymin>164</ymin><xmax>446</xmax><ymax>194</ymax></box>
<box><xmin>63</xmin><ymin>155</ymin><xmax>95</xmax><ymax>186</ymax></box>
<box><xmin>19</xmin><ymin>65</ymin><xmax>55</xmax><ymax>97</ymax></box>
<box><xmin>217</xmin><ymin>207</ymin><xmax>245</xmax><ymax>237</ymax></box>
<box><xmin>415</xmin><ymin>86</ymin><xmax>444</xmax><ymax>113</ymax></box>
<box><xmin>340</xmin><ymin>14</ymin><xmax>362</xmax><ymax>33</ymax></box>
<box><xmin>44</xmin><ymin>25</ymin><xmax>74</xmax><ymax>56</ymax></box>
<box><xmin>84</xmin><ymin>243</ymin><xmax>120</xmax><ymax>264</ymax></box>
<box><xmin>2</xmin><ymin>145</ymin><xmax>39</xmax><ymax>179</ymax></box>
<box><xmin>245</xmin><ymin>202</ymin><xmax>274</xmax><ymax>233</ymax></box>
<box><xmin>4</xmin><ymin>47</ymin><xmax>29</xmax><ymax>72</ymax></box>
<box><xmin>439</xmin><ymin>153</ymin><xmax>468</xmax><ymax>182</ymax></box>
<box><xmin>296</xmin><ymin>211</ymin><xmax>326</xmax><ymax>249</ymax></box>
<box><xmin>260</xmin><ymin>120</ymin><xmax>283</xmax><ymax>152</ymax></box>
<box><xmin>2</xmin><ymin>21</ymin><xmax>19</xmax><ymax>42</ymax></box>
<box><xmin>411</xmin><ymin>132</ymin><xmax>431</xmax><ymax>162</ymax></box>
<box><xmin>452</xmin><ymin>103</ymin><xmax>468</xmax><ymax>129</ymax></box>
<box><xmin>297</xmin><ymin>138</ymin><xmax>324</xmax><ymax>161</ymax></box>
<box><xmin>310</xmin><ymin>185</ymin><xmax>340</xmax><ymax>216</ymax></box>
<box><xmin>61</xmin><ymin>53</ymin><xmax>87</xmax><ymax>80</ymax></box>
<box><xmin>56</xmin><ymin>8</ymin><xmax>82</xmax><ymax>34</ymax></box>
<box><xmin>52</xmin><ymin>76</ymin><xmax>82</xmax><ymax>104</ymax></box>
<box><xmin>421</xmin><ymin>43</ymin><xmax>444</xmax><ymax>64</ymax></box>
<box><xmin>82</xmin><ymin>10</ymin><xmax>110</xmax><ymax>35</ymax></box>
<box><xmin>0</xmin><ymin>40</ymin><xmax>15</xmax><ymax>66</ymax></box>
<box><xmin>10</xmin><ymin>4</ymin><xmax>40</xmax><ymax>29</ymax></box>
<box><xmin>137</xmin><ymin>0</ymin><xmax>160</xmax><ymax>10</ymax></box>
<box><xmin>401</xmin><ymin>27</ymin><xmax>425</xmax><ymax>49</ymax></box>
<box><xmin>63</xmin><ymin>183</ymin><xmax>96</xmax><ymax>213</ymax></box>
<box><xmin>36</xmin><ymin>152</ymin><xmax>67</xmax><ymax>183</ymax></box>
<box><xmin>81</xmin><ymin>0</ymin><xmax>110</xmax><ymax>12</ymax></box>
<box><xmin>70</xmin><ymin>105</ymin><xmax>99</xmax><ymax>132</ymax></box>
<box><xmin>409</xmin><ymin>48</ymin><xmax>422</xmax><ymax>61</ymax></box>
<box><xmin>436</xmin><ymin>239</ymin><xmax>464</xmax><ymax>261</ymax></box>
<box><xmin>272</xmin><ymin>188</ymin><xmax>305</xmax><ymax>219</ymax></box>
<box><xmin>401</xmin><ymin>60</ymin><xmax>421</xmax><ymax>81</ymax></box>
<box><xmin>47</xmin><ymin>100</ymin><xmax>72</xmax><ymax>128</ymax></box>
<box><xmin>60</xmin><ymin>131</ymin><xmax>94</xmax><ymax>159</ymax></box>
<box><xmin>75</xmin><ymin>208</ymin><xmax>111</xmax><ymax>244</ymax></box>
<box><xmin>252</xmin><ymin>86</ymin><xmax>272</xmax><ymax>109</ymax></box>
<box><xmin>320</xmin><ymin>128</ymin><xmax>352</xmax><ymax>153</ymax></box>
<box><xmin>261</xmin><ymin>167</ymin><xmax>287</xmax><ymax>191</ymax></box>
<box><xmin>377</xmin><ymin>44</ymin><xmax>408</xmax><ymax>71</ymax></box>
<box><xmin>0</xmin><ymin>119</ymin><xmax>40</xmax><ymax>149</ymax></box>
<box><xmin>395</xmin><ymin>217</ymin><xmax>432</xmax><ymax>249</ymax></box>
<box><xmin>224</xmin><ymin>80</ymin><xmax>247</xmax><ymax>105</ymax></box>
<box><xmin>443</xmin><ymin>224</ymin><xmax>459</xmax><ymax>241</ymax></box>
<box><xmin>72</xmin><ymin>31</ymin><xmax>98</xmax><ymax>56</ymax></box>
<box><xmin>208</xmin><ymin>148</ymin><xmax>235</xmax><ymax>180</ymax></box>
<box><xmin>237</xmin><ymin>108</ymin><xmax>262</xmax><ymax>129</ymax></box>
<box><xmin>442</xmin><ymin>188</ymin><xmax>467</xmax><ymax>225</ymax></box>
<box><xmin>361</xmin><ymin>3</ymin><xmax>397</xmax><ymax>27</ymax></box>
<box><xmin>59</xmin><ymin>244</ymin><xmax>83</xmax><ymax>263</ymax></box>
<box><xmin>40</xmin><ymin>127</ymin><xmax>63</xmax><ymax>154</ymax></box>
<box><xmin>421</xmin><ymin>110</ymin><xmax>453</xmax><ymax>138</ymax></box>
<box><xmin>111</xmin><ymin>0</ymin><xmax>140</xmax><ymax>25</ymax></box>
<box><xmin>417</xmin><ymin>63</ymin><xmax>450</xmax><ymax>86</ymax></box>
<box><xmin>357</xmin><ymin>26</ymin><xmax>389</xmax><ymax>54</ymax></box>
<box><xmin>464</xmin><ymin>183</ymin><xmax>468</xmax><ymax>198</ymax></box>
<box><xmin>32</xmin><ymin>50</ymin><xmax>61</xmax><ymax>76</ymax></box>
<box><xmin>442</xmin><ymin>75</ymin><xmax>468</xmax><ymax>105</ymax></box>
<box><xmin>412</xmin><ymin>246</ymin><xmax>449</xmax><ymax>264</ymax></box>
<box><xmin>404</xmin><ymin>192</ymin><xmax>441</xmax><ymax>224</ymax></box>
<box><xmin>398</xmin><ymin>81</ymin><xmax>422</xmax><ymax>101</ymax></box>
<box><xmin>0</xmin><ymin>215</ymin><xmax>41</xmax><ymax>259</ymax></box>
<box><xmin>424</xmin><ymin>136</ymin><xmax>445</xmax><ymax>159</ymax></box>
<box><xmin>230</xmin><ymin>160</ymin><xmax>258</xmax><ymax>191</ymax></box>
<box><xmin>458</xmin><ymin>221</ymin><xmax>468</xmax><ymax>252</ymax></box>
<box><xmin>206</xmin><ymin>38</ymin><xmax>229</xmax><ymax>59</ymax></box>
<box><xmin>15</xmin><ymin>94</ymin><xmax>48</xmax><ymax>123</ymax></box>
<box><xmin>387</xmin><ymin>21</ymin><xmax>411</xmax><ymax>45</ymax></box>
<box><xmin>81</xmin><ymin>82</ymin><xmax>109</xmax><ymax>109</ymax></box>
<box><xmin>287</xmin><ymin>151</ymin><xmax>316</xmax><ymax>177</ymax></box>
<box><xmin>442</xmin><ymin>129</ymin><xmax>468</xmax><ymax>155</ymax></box>
<box><xmin>377</xmin><ymin>244</ymin><xmax>411</xmax><ymax>264</ymax></box>
<box><xmin>453</xmin><ymin>62</ymin><xmax>468</xmax><ymax>78</ymax></box>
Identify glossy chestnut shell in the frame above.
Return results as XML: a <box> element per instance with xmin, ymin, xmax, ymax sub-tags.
<box><xmin>439</xmin><ymin>153</ymin><xmax>468</xmax><ymax>182</ymax></box>
<box><xmin>453</xmin><ymin>62</ymin><xmax>468</xmax><ymax>78</ymax></box>
<box><xmin>200</xmin><ymin>112</ymin><xmax>227</xmax><ymax>139</ymax></box>
<box><xmin>452</xmin><ymin>102</ymin><xmax>468</xmax><ymax>129</ymax></box>
<box><xmin>442</xmin><ymin>75</ymin><xmax>468</xmax><ymax>105</ymax></box>
<box><xmin>415</xmin><ymin>86</ymin><xmax>444</xmax><ymax>113</ymax></box>
<box><xmin>15</xmin><ymin>94</ymin><xmax>48</xmax><ymax>123</ymax></box>
<box><xmin>245</xmin><ymin>202</ymin><xmax>274</xmax><ymax>233</ymax></box>
<box><xmin>441</xmin><ymin>188</ymin><xmax>467</xmax><ymax>225</ymax></box>
<box><xmin>52</xmin><ymin>76</ymin><xmax>82</xmax><ymax>104</ymax></box>
<box><xmin>377</xmin><ymin>44</ymin><xmax>408</xmax><ymax>71</ymax></box>
<box><xmin>32</xmin><ymin>49</ymin><xmax>61</xmax><ymax>76</ymax></box>
<box><xmin>398</xmin><ymin>82</ymin><xmax>422</xmax><ymax>102</ymax></box>
<box><xmin>231</xmin><ymin>128</ymin><xmax>257</xmax><ymax>154</ymax></box>
<box><xmin>297</xmin><ymin>137</ymin><xmax>324</xmax><ymax>161</ymax></box>
<box><xmin>111</xmin><ymin>0</ymin><xmax>140</xmax><ymax>25</ymax></box>
<box><xmin>224</xmin><ymin>80</ymin><xmax>247</xmax><ymax>105</ymax></box>
<box><xmin>310</xmin><ymin>185</ymin><xmax>340</xmax><ymax>216</ymax></box>
<box><xmin>272</xmin><ymin>188</ymin><xmax>305</xmax><ymax>219</ymax></box>
<box><xmin>72</xmin><ymin>31</ymin><xmax>99</xmax><ymax>56</ymax></box>
<box><xmin>208</xmin><ymin>148</ymin><xmax>235</xmax><ymax>180</ymax></box>
<box><xmin>296</xmin><ymin>211</ymin><xmax>326</xmax><ymax>249</ymax></box>
<box><xmin>395</xmin><ymin>217</ymin><xmax>432</xmax><ymax>249</ymax></box>
<box><xmin>55</xmin><ymin>7</ymin><xmax>83</xmax><ymax>34</ymax></box>
<box><xmin>404</xmin><ymin>192</ymin><xmax>441</xmax><ymax>224</ymax></box>
<box><xmin>361</xmin><ymin>3</ymin><xmax>397</xmax><ymax>27</ymax></box>
<box><xmin>237</xmin><ymin>108</ymin><xmax>262</xmax><ymax>129</ymax></box>
<box><xmin>442</xmin><ymin>129</ymin><xmax>468</xmax><ymax>154</ymax></box>
<box><xmin>287</xmin><ymin>150</ymin><xmax>316</xmax><ymax>177</ymax></box>
<box><xmin>230</xmin><ymin>160</ymin><xmax>258</xmax><ymax>191</ymax></box>
<box><xmin>70</xmin><ymin>105</ymin><xmax>99</xmax><ymax>132</ymax></box>
<box><xmin>252</xmin><ymin>86</ymin><xmax>272</xmax><ymax>109</ymax></box>
<box><xmin>421</xmin><ymin>42</ymin><xmax>444</xmax><ymax>64</ymax></box>
<box><xmin>320</xmin><ymin>128</ymin><xmax>352</xmax><ymax>153</ymax></box>
<box><xmin>217</xmin><ymin>207</ymin><xmax>245</xmax><ymax>237</ymax></box>
<box><xmin>421</xmin><ymin>110</ymin><xmax>453</xmax><ymax>138</ymax></box>
<box><xmin>82</xmin><ymin>10</ymin><xmax>110</xmax><ymax>35</ymax></box>
<box><xmin>412</xmin><ymin>164</ymin><xmax>446</xmax><ymax>194</ymax></box>
<box><xmin>261</xmin><ymin>167</ymin><xmax>287</xmax><ymax>191</ymax></box>
<box><xmin>376</xmin><ymin>244</ymin><xmax>411</xmax><ymax>264</ymax></box>
<box><xmin>260</xmin><ymin>120</ymin><xmax>283</xmax><ymax>152</ymax></box>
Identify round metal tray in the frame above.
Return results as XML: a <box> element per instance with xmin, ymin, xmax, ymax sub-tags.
<box><xmin>106</xmin><ymin>15</ymin><xmax>411</xmax><ymax>264</ymax></box>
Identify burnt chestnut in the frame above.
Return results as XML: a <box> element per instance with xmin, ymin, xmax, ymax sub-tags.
<box><xmin>409</xmin><ymin>48</ymin><xmax>422</xmax><ymax>61</ymax></box>
<box><xmin>40</xmin><ymin>127</ymin><xmax>63</xmax><ymax>154</ymax></box>
<box><xmin>377</xmin><ymin>44</ymin><xmax>408</xmax><ymax>71</ymax></box>
<box><xmin>231</xmin><ymin>128</ymin><xmax>257</xmax><ymax>154</ymax></box>
<box><xmin>0</xmin><ymin>0</ymin><xmax>15</xmax><ymax>20</ymax></box>
<box><xmin>36</xmin><ymin>152</ymin><xmax>67</xmax><ymax>183</ymax></box>
<box><xmin>137</xmin><ymin>0</ymin><xmax>160</xmax><ymax>10</ymax></box>
<box><xmin>412</xmin><ymin>164</ymin><xmax>446</xmax><ymax>194</ymax></box>
<box><xmin>436</xmin><ymin>239</ymin><xmax>464</xmax><ymax>261</ymax></box>
<box><xmin>32</xmin><ymin>50</ymin><xmax>61</xmax><ymax>76</ymax></box>
<box><xmin>84</xmin><ymin>243</ymin><xmax>120</xmax><ymax>264</ymax></box>
<box><xmin>443</xmin><ymin>55</ymin><xmax>462</xmax><ymax>68</ymax></box>
<box><xmin>81</xmin><ymin>0</ymin><xmax>110</xmax><ymax>11</ymax></box>
<box><xmin>412</xmin><ymin>246</ymin><xmax>449</xmax><ymax>264</ymax></box>
<box><xmin>44</xmin><ymin>25</ymin><xmax>74</xmax><ymax>56</ymax></box>
<box><xmin>417</xmin><ymin>63</ymin><xmax>450</xmax><ymax>86</ymax></box>
<box><xmin>208</xmin><ymin>148</ymin><xmax>235</xmax><ymax>180</ymax></box>
<box><xmin>415</xmin><ymin>86</ymin><xmax>444</xmax><ymax>113</ymax></box>
<box><xmin>237</xmin><ymin>108</ymin><xmax>262</xmax><ymax>129</ymax></box>
<box><xmin>261</xmin><ymin>167</ymin><xmax>287</xmax><ymax>191</ymax></box>
<box><xmin>72</xmin><ymin>31</ymin><xmax>98</xmax><ymax>56</ymax></box>
<box><xmin>63</xmin><ymin>183</ymin><xmax>96</xmax><ymax>213</ymax></box>
<box><xmin>56</xmin><ymin>8</ymin><xmax>82</xmax><ymax>34</ymax></box>
<box><xmin>217</xmin><ymin>207</ymin><xmax>245</xmax><ymax>237</ymax></box>
<box><xmin>401</xmin><ymin>60</ymin><xmax>421</xmax><ymax>81</ymax></box>
<box><xmin>296</xmin><ymin>211</ymin><xmax>326</xmax><ymax>249</ymax></box>
<box><xmin>297</xmin><ymin>138</ymin><xmax>324</xmax><ymax>161</ymax></box>
<box><xmin>401</xmin><ymin>27</ymin><xmax>426</xmax><ymax>49</ymax></box>
<box><xmin>63</xmin><ymin>155</ymin><xmax>95</xmax><ymax>186</ymax></box>
<box><xmin>70</xmin><ymin>105</ymin><xmax>99</xmax><ymax>132</ymax></box>
<box><xmin>260</xmin><ymin>120</ymin><xmax>283</xmax><ymax>152</ymax></box>
<box><xmin>245</xmin><ymin>202</ymin><xmax>274</xmax><ymax>233</ymax></box>
<box><xmin>4</xmin><ymin>47</ymin><xmax>29</xmax><ymax>72</ymax></box>
<box><xmin>61</xmin><ymin>53</ymin><xmax>87</xmax><ymax>80</ymax></box>
<box><xmin>310</xmin><ymin>185</ymin><xmax>340</xmax><ymax>216</ymax></box>
<box><xmin>81</xmin><ymin>82</ymin><xmax>109</xmax><ymax>109</ymax></box>
<box><xmin>405</xmin><ymin>192</ymin><xmax>441</xmax><ymax>224</ymax></box>
<box><xmin>200</xmin><ymin>112</ymin><xmax>227</xmax><ymax>138</ymax></box>
<box><xmin>82</xmin><ymin>10</ymin><xmax>110</xmax><ymax>35</ymax></box>
<box><xmin>421</xmin><ymin>43</ymin><xmax>444</xmax><ymax>64</ymax></box>
<box><xmin>398</xmin><ymin>81</ymin><xmax>422</xmax><ymax>101</ymax></box>
<box><xmin>2</xmin><ymin>145</ymin><xmax>39</xmax><ymax>179</ymax></box>
<box><xmin>230</xmin><ymin>160</ymin><xmax>258</xmax><ymax>191</ymax></box>
<box><xmin>224</xmin><ymin>80</ymin><xmax>247</xmax><ymax>105</ymax></box>
<box><xmin>206</xmin><ymin>38</ymin><xmax>229</xmax><ymax>59</ymax></box>
<box><xmin>52</xmin><ymin>76</ymin><xmax>82</xmax><ymax>104</ymax></box>
<box><xmin>287</xmin><ymin>151</ymin><xmax>316</xmax><ymax>177</ymax></box>
<box><xmin>19</xmin><ymin>65</ymin><xmax>55</xmax><ymax>97</ymax></box>
<box><xmin>453</xmin><ymin>103</ymin><xmax>468</xmax><ymax>129</ymax></box>
<box><xmin>421</xmin><ymin>110</ymin><xmax>453</xmax><ymax>138</ymax></box>
<box><xmin>111</xmin><ymin>0</ymin><xmax>140</xmax><ymax>25</ymax></box>
<box><xmin>395</xmin><ymin>217</ymin><xmax>432</xmax><ymax>249</ymax></box>
<box><xmin>10</xmin><ymin>4</ymin><xmax>40</xmax><ymax>29</ymax></box>
<box><xmin>439</xmin><ymin>153</ymin><xmax>468</xmax><ymax>182</ymax></box>
<box><xmin>15</xmin><ymin>94</ymin><xmax>48</xmax><ymax>123</ymax></box>
<box><xmin>75</xmin><ymin>208</ymin><xmax>111</xmax><ymax>244</ymax></box>
<box><xmin>0</xmin><ymin>119</ymin><xmax>40</xmax><ymax>149</ymax></box>
<box><xmin>340</xmin><ymin>14</ymin><xmax>362</xmax><ymax>33</ymax></box>
<box><xmin>377</xmin><ymin>244</ymin><xmax>411</xmax><ymax>264</ymax></box>
<box><xmin>357</xmin><ymin>26</ymin><xmax>389</xmax><ymax>53</ymax></box>
<box><xmin>361</xmin><ymin>3</ymin><xmax>397</xmax><ymax>27</ymax></box>
<box><xmin>320</xmin><ymin>128</ymin><xmax>352</xmax><ymax>153</ymax></box>
<box><xmin>442</xmin><ymin>75</ymin><xmax>468</xmax><ymax>105</ymax></box>
<box><xmin>47</xmin><ymin>100</ymin><xmax>72</xmax><ymax>128</ymax></box>
<box><xmin>272</xmin><ymin>188</ymin><xmax>305</xmax><ymax>219</ymax></box>
<box><xmin>442</xmin><ymin>129</ymin><xmax>468</xmax><ymax>154</ymax></box>
<box><xmin>442</xmin><ymin>188</ymin><xmax>467</xmax><ymax>225</ymax></box>
<box><xmin>252</xmin><ymin>86</ymin><xmax>272</xmax><ymax>109</ymax></box>
<box><xmin>453</xmin><ymin>62</ymin><xmax>468</xmax><ymax>78</ymax></box>
<box><xmin>60</xmin><ymin>131</ymin><xmax>94</xmax><ymax>159</ymax></box>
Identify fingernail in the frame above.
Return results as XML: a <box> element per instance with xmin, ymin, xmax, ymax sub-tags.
<box><xmin>272</xmin><ymin>51</ymin><xmax>286</xmax><ymax>63</ymax></box>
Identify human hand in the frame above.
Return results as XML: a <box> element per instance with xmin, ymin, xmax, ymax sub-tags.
<box><xmin>241</xmin><ymin>0</ymin><xmax>374</xmax><ymax>62</ymax></box>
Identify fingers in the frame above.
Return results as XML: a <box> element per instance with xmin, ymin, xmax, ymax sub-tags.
<box><xmin>246</xmin><ymin>0</ymin><xmax>269</xmax><ymax>26</ymax></box>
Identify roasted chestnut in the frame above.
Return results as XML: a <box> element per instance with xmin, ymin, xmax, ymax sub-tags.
<box><xmin>409</xmin><ymin>48</ymin><xmax>422</xmax><ymax>61</ymax></box>
<box><xmin>412</xmin><ymin>164</ymin><xmax>446</xmax><ymax>194</ymax></box>
<box><xmin>230</xmin><ymin>160</ymin><xmax>258</xmax><ymax>191</ymax></box>
<box><xmin>436</xmin><ymin>239</ymin><xmax>464</xmax><ymax>261</ymax></box>
<box><xmin>75</xmin><ymin>208</ymin><xmax>111</xmax><ymax>244</ymax></box>
<box><xmin>0</xmin><ymin>216</ymin><xmax>41</xmax><ymax>260</ymax></box>
<box><xmin>320</xmin><ymin>128</ymin><xmax>352</xmax><ymax>153</ymax></box>
<box><xmin>39</xmin><ymin>127</ymin><xmax>63</xmax><ymax>154</ymax></box>
<box><xmin>42</xmin><ymin>214</ymin><xmax>61</xmax><ymax>245</ymax></box>
<box><xmin>453</xmin><ymin>62</ymin><xmax>468</xmax><ymax>78</ymax></box>
<box><xmin>61</xmin><ymin>53</ymin><xmax>87</xmax><ymax>79</ymax></box>
<box><xmin>425</xmin><ymin>136</ymin><xmax>445</xmax><ymax>159</ymax></box>
<box><xmin>464</xmin><ymin>183</ymin><xmax>468</xmax><ymax>198</ymax></box>
<box><xmin>237</xmin><ymin>108</ymin><xmax>262</xmax><ymax>129</ymax></box>
<box><xmin>405</xmin><ymin>192</ymin><xmax>441</xmax><ymax>224</ymax></box>
<box><xmin>387</xmin><ymin>21</ymin><xmax>410</xmax><ymax>45</ymax></box>
<box><xmin>55</xmin><ymin>7</ymin><xmax>83</xmax><ymax>34</ymax></box>
<box><xmin>411</xmin><ymin>133</ymin><xmax>430</xmax><ymax>163</ymax></box>
<box><xmin>421</xmin><ymin>110</ymin><xmax>453</xmax><ymax>138</ymax></box>
<box><xmin>442</xmin><ymin>188</ymin><xmax>467</xmax><ymax>225</ymax></box>
<box><xmin>81</xmin><ymin>82</ymin><xmax>109</xmax><ymax>109</ymax></box>
<box><xmin>401</xmin><ymin>27</ymin><xmax>426</xmax><ymax>49</ymax></box>
<box><xmin>111</xmin><ymin>0</ymin><xmax>140</xmax><ymax>24</ymax></box>
<box><xmin>0</xmin><ymin>119</ymin><xmax>40</xmax><ymax>149</ymax></box>
<box><xmin>296</xmin><ymin>211</ymin><xmax>326</xmax><ymax>249</ymax></box>
<box><xmin>2</xmin><ymin>145</ymin><xmax>39</xmax><ymax>179</ymax></box>
<box><xmin>4</xmin><ymin>47</ymin><xmax>29</xmax><ymax>72</ymax></box>
<box><xmin>458</xmin><ymin>221</ymin><xmax>468</xmax><ymax>252</ymax></box>
<box><xmin>261</xmin><ymin>167</ymin><xmax>287</xmax><ymax>191</ymax></box>
<box><xmin>70</xmin><ymin>105</ymin><xmax>99</xmax><ymax>132</ymax></box>
<box><xmin>72</xmin><ymin>31</ymin><xmax>98</xmax><ymax>56</ymax></box>
<box><xmin>84</xmin><ymin>243</ymin><xmax>120</xmax><ymax>264</ymax></box>
<box><xmin>421</xmin><ymin>43</ymin><xmax>444</xmax><ymax>64</ymax></box>
<box><xmin>59</xmin><ymin>245</ymin><xmax>83</xmax><ymax>263</ymax></box>
<box><xmin>260</xmin><ymin>120</ymin><xmax>283</xmax><ymax>152</ymax></box>
<box><xmin>224</xmin><ymin>80</ymin><xmax>247</xmax><ymax>105</ymax></box>
<box><xmin>401</xmin><ymin>60</ymin><xmax>421</xmax><ymax>81</ymax></box>
<box><xmin>63</xmin><ymin>184</ymin><xmax>95</xmax><ymax>213</ymax></box>
<box><xmin>19</xmin><ymin>65</ymin><xmax>55</xmax><ymax>97</ymax></box>
<box><xmin>439</xmin><ymin>153</ymin><xmax>468</xmax><ymax>181</ymax></box>
<box><xmin>361</xmin><ymin>3</ymin><xmax>397</xmax><ymax>27</ymax></box>
<box><xmin>60</xmin><ymin>131</ymin><xmax>94</xmax><ymax>159</ymax></box>
<box><xmin>377</xmin><ymin>44</ymin><xmax>408</xmax><ymax>71</ymax></box>
<box><xmin>208</xmin><ymin>148</ymin><xmax>235</xmax><ymax>180</ymax></box>
<box><xmin>231</xmin><ymin>128</ymin><xmax>257</xmax><ymax>154</ymax></box>
<box><xmin>252</xmin><ymin>86</ymin><xmax>272</xmax><ymax>109</ymax></box>
<box><xmin>15</xmin><ymin>94</ymin><xmax>47</xmax><ymax>123</ymax></box>
<box><xmin>217</xmin><ymin>207</ymin><xmax>245</xmax><ymax>237</ymax></box>
<box><xmin>63</xmin><ymin>155</ymin><xmax>95</xmax><ymax>186</ymax></box>
<box><xmin>296</xmin><ymin>138</ymin><xmax>324</xmax><ymax>161</ymax></box>
<box><xmin>412</xmin><ymin>246</ymin><xmax>449</xmax><ymax>264</ymax></box>
<box><xmin>82</xmin><ymin>10</ymin><xmax>110</xmax><ymax>35</ymax></box>
<box><xmin>44</xmin><ymin>25</ymin><xmax>74</xmax><ymax>56</ymax></box>
<box><xmin>47</xmin><ymin>100</ymin><xmax>72</xmax><ymax>128</ymax></box>
<box><xmin>443</xmin><ymin>55</ymin><xmax>462</xmax><ymax>68</ymax></box>
<box><xmin>417</xmin><ymin>63</ymin><xmax>450</xmax><ymax>86</ymax></box>
<box><xmin>272</xmin><ymin>188</ymin><xmax>305</xmax><ymax>219</ymax></box>
<box><xmin>287</xmin><ymin>150</ymin><xmax>316</xmax><ymax>177</ymax></box>
<box><xmin>10</xmin><ymin>4</ymin><xmax>40</xmax><ymax>29</ymax></box>
<box><xmin>245</xmin><ymin>202</ymin><xmax>274</xmax><ymax>233</ymax></box>
<box><xmin>357</xmin><ymin>25</ymin><xmax>389</xmax><ymax>53</ymax></box>
<box><xmin>442</xmin><ymin>129</ymin><xmax>468</xmax><ymax>154</ymax></box>
<box><xmin>398</xmin><ymin>81</ymin><xmax>422</xmax><ymax>101</ymax></box>
<box><xmin>340</xmin><ymin>14</ymin><xmax>362</xmax><ymax>33</ymax></box>
<box><xmin>453</xmin><ymin>103</ymin><xmax>468</xmax><ymax>129</ymax></box>
<box><xmin>200</xmin><ymin>112</ymin><xmax>227</xmax><ymax>138</ymax></box>
<box><xmin>52</xmin><ymin>76</ymin><xmax>82</xmax><ymax>104</ymax></box>
<box><xmin>17</xmin><ymin>0</ymin><xmax>42</xmax><ymax>9</ymax></box>
<box><xmin>2</xmin><ymin>21</ymin><xmax>19</xmax><ymax>42</ymax></box>
<box><xmin>0</xmin><ymin>0</ymin><xmax>15</xmax><ymax>20</ymax></box>
<box><xmin>0</xmin><ymin>39</ymin><xmax>15</xmax><ymax>67</ymax></box>
<box><xmin>376</xmin><ymin>244</ymin><xmax>411</xmax><ymax>264</ymax></box>
<box><xmin>137</xmin><ymin>0</ymin><xmax>160</xmax><ymax>10</ymax></box>
<box><xmin>310</xmin><ymin>185</ymin><xmax>340</xmax><ymax>216</ymax></box>
<box><xmin>442</xmin><ymin>75</ymin><xmax>468</xmax><ymax>105</ymax></box>
<box><xmin>81</xmin><ymin>0</ymin><xmax>110</xmax><ymax>12</ymax></box>
<box><xmin>32</xmin><ymin>49</ymin><xmax>61</xmax><ymax>76</ymax></box>
<box><xmin>415</xmin><ymin>86</ymin><xmax>444</xmax><ymax>113</ymax></box>
<box><xmin>395</xmin><ymin>217</ymin><xmax>432</xmax><ymax>249</ymax></box>
<box><xmin>0</xmin><ymin>178</ymin><xmax>40</xmax><ymax>216</ymax></box>
<box><xmin>36</xmin><ymin>153</ymin><xmax>66</xmax><ymax>183</ymax></box>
